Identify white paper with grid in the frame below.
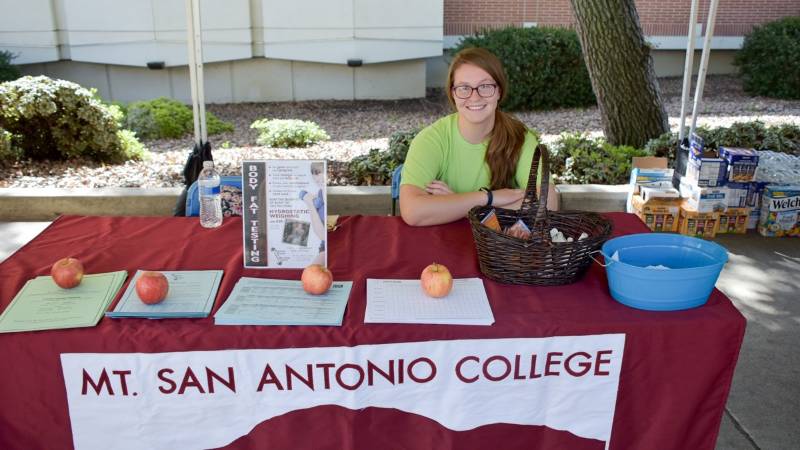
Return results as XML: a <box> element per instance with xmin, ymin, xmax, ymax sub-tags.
<box><xmin>365</xmin><ymin>278</ymin><xmax>494</xmax><ymax>325</ymax></box>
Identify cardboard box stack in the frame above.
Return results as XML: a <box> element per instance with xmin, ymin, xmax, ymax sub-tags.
<box><xmin>629</xmin><ymin>134</ymin><xmax>800</xmax><ymax>238</ymax></box>
<box><xmin>627</xmin><ymin>157</ymin><xmax>680</xmax><ymax>232</ymax></box>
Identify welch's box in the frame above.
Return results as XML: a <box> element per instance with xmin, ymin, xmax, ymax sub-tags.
<box><xmin>758</xmin><ymin>185</ymin><xmax>800</xmax><ymax>237</ymax></box>
<box><xmin>720</xmin><ymin>147</ymin><xmax>759</xmax><ymax>183</ymax></box>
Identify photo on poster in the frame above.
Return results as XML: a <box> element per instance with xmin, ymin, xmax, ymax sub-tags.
<box><xmin>242</xmin><ymin>160</ymin><xmax>327</xmax><ymax>268</ymax></box>
<box><xmin>282</xmin><ymin>220</ymin><xmax>310</xmax><ymax>246</ymax></box>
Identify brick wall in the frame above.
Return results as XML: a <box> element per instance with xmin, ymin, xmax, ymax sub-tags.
<box><xmin>444</xmin><ymin>0</ymin><xmax>800</xmax><ymax>36</ymax></box>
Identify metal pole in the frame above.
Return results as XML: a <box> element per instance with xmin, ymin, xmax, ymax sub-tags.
<box><xmin>185</xmin><ymin>0</ymin><xmax>201</xmax><ymax>147</ymax></box>
<box><xmin>678</xmin><ymin>0</ymin><xmax>700</xmax><ymax>142</ymax></box>
<box><xmin>689</xmin><ymin>0</ymin><xmax>720</xmax><ymax>137</ymax></box>
<box><xmin>185</xmin><ymin>0</ymin><xmax>207</xmax><ymax>145</ymax></box>
<box><xmin>191</xmin><ymin>0</ymin><xmax>208</xmax><ymax>144</ymax></box>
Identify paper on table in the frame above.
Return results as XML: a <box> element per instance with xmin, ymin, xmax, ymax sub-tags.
<box><xmin>107</xmin><ymin>270</ymin><xmax>223</xmax><ymax>318</ymax></box>
<box><xmin>0</xmin><ymin>271</ymin><xmax>128</xmax><ymax>333</ymax></box>
<box><xmin>365</xmin><ymin>278</ymin><xmax>495</xmax><ymax>326</ymax></box>
<box><xmin>215</xmin><ymin>277</ymin><xmax>352</xmax><ymax>326</ymax></box>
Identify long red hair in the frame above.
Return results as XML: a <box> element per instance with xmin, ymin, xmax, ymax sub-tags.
<box><xmin>446</xmin><ymin>48</ymin><xmax>527</xmax><ymax>190</ymax></box>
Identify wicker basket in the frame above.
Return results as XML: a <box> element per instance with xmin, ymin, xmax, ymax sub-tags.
<box><xmin>468</xmin><ymin>144</ymin><xmax>612</xmax><ymax>285</ymax></box>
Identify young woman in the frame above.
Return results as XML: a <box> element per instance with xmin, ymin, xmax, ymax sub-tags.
<box><xmin>399</xmin><ymin>47</ymin><xmax>539</xmax><ymax>226</ymax></box>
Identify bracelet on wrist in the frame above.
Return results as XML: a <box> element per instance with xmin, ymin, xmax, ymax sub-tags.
<box><xmin>480</xmin><ymin>187</ymin><xmax>493</xmax><ymax>207</ymax></box>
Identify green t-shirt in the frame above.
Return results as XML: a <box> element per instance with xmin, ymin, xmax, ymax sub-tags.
<box><xmin>401</xmin><ymin>113</ymin><xmax>539</xmax><ymax>193</ymax></box>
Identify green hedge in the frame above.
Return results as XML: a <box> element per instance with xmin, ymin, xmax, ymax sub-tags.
<box><xmin>454</xmin><ymin>26</ymin><xmax>595</xmax><ymax>110</ymax></box>
<box><xmin>0</xmin><ymin>76</ymin><xmax>147</xmax><ymax>163</ymax></box>
<box><xmin>734</xmin><ymin>17</ymin><xmax>800</xmax><ymax>99</ymax></box>
<box><xmin>124</xmin><ymin>97</ymin><xmax>234</xmax><ymax>140</ymax></box>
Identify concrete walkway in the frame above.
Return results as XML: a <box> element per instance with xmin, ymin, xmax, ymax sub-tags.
<box><xmin>1</xmin><ymin>221</ymin><xmax>797</xmax><ymax>449</ymax></box>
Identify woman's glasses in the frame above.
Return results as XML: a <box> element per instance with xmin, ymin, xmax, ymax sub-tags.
<box><xmin>452</xmin><ymin>83</ymin><xmax>497</xmax><ymax>99</ymax></box>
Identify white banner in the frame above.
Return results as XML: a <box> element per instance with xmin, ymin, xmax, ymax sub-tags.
<box><xmin>61</xmin><ymin>335</ymin><xmax>625</xmax><ymax>449</ymax></box>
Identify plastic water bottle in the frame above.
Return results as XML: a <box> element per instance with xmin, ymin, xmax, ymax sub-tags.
<box><xmin>198</xmin><ymin>161</ymin><xmax>223</xmax><ymax>228</ymax></box>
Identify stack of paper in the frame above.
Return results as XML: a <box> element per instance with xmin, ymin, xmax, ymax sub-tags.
<box><xmin>365</xmin><ymin>278</ymin><xmax>495</xmax><ymax>326</ymax></box>
<box><xmin>215</xmin><ymin>277</ymin><xmax>352</xmax><ymax>326</ymax></box>
<box><xmin>106</xmin><ymin>270</ymin><xmax>223</xmax><ymax>319</ymax></box>
<box><xmin>0</xmin><ymin>271</ymin><xmax>128</xmax><ymax>333</ymax></box>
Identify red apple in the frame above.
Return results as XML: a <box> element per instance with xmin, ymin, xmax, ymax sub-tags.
<box><xmin>51</xmin><ymin>257</ymin><xmax>84</xmax><ymax>289</ymax></box>
<box><xmin>421</xmin><ymin>263</ymin><xmax>453</xmax><ymax>298</ymax></box>
<box><xmin>302</xmin><ymin>264</ymin><xmax>333</xmax><ymax>295</ymax></box>
<box><xmin>135</xmin><ymin>271</ymin><xmax>169</xmax><ymax>305</ymax></box>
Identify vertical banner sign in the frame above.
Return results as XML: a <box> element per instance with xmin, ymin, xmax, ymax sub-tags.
<box><xmin>242</xmin><ymin>160</ymin><xmax>327</xmax><ymax>268</ymax></box>
<box><xmin>242</xmin><ymin>161</ymin><xmax>268</xmax><ymax>267</ymax></box>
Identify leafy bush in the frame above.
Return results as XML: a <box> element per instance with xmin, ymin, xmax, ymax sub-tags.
<box><xmin>644</xmin><ymin>131</ymin><xmax>680</xmax><ymax>162</ymax></box>
<box><xmin>454</xmin><ymin>26</ymin><xmax>595</xmax><ymax>110</ymax></box>
<box><xmin>762</xmin><ymin>123</ymin><xmax>800</xmax><ymax>155</ymax></box>
<box><xmin>347</xmin><ymin>148</ymin><xmax>400</xmax><ymax>185</ymax></box>
<box><xmin>696</xmin><ymin>121</ymin><xmax>800</xmax><ymax>156</ymax></box>
<box><xmin>0</xmin><ymin>76</ymin><xmax>147</xmax><ymax>162</ymax></box>
<box><xmin>250</xmin><ymin>118</ymin><xmax>329</xmax><ymax>147</ymax></box>
<box><xmin>550</xmin><ymin>133</ymin><xmax>652</xmax><ymax>184</ymax></box>
<box><xmin>0</xmin><ymin>127</ymin><xmax>22</xmax><ymax>162</ymax></box>
<box><xmin>345</xmin><ymin>129</ymin><xmax>421</xmax><ymax>185</ymax></box>
<box><xmin>0</xmin><ymin>51</ymin><xmax>21</xmax><ymax>82</ymax></box>
<box><xmin>124</xmin><ymin>97</ymin><xmax>234</xmax><ymax>139</ymax></box>
<box><xmin>116</xmin><ymin>129</ymin><xmax>149</xmax><ymax>161</ymax></box>
<box><xmin>734</xmin><ymin>17</ymin><xmax>800</xmax><ymax>99</ymax></box>
<box><xmin>388</xmin><ymin>128</ymin><xmax>419</xmax><ymax>164</ymax></box>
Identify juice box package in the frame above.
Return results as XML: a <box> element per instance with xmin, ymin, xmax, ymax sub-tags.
<box><xmin>745</xmin><ymin>182</ymin><xmax>768</xmax><ymax>229</ymax></box>
<box><xmin>626</xmin><ymin>157</ymin><xmax>672</xmax><ymax>214</ymax></box>
<box><xmin>758</xmin><ymin>185</ymin><xmax>800</xmax><ymax>237</ymax></box>
<box><xmin>680</xmin><ymin>179</ymin><xmax>727</xmax><ymax>213</ymax></box>
<box><xmin>687</xmin><ymin>149</ymin><xmax>727</xmax><ymax>187</ymax></box>
<box><xmin>747</xmin><ymin>209</ymin><xmax>761</xmax><ymax>230</ymax></box>
<box><xmin>724</xmin><ymin>182</ymin><xmax>749</xmax><ymax>208</ymax></box>
<box><xmin>720</xmin><ymin>147</ymin><xmax>759</xmax><ymax>183</ymax></box>
<box><xmin>717</xmin><ymin>207</ymin><xmax>750</xmax><ymax>234</ymax></box>
<box><xmin>689</xmin><ymin>132</ymin><xmax>705</xmax><ymax>155</ymax></box>
<box><xmin>631</xmin><ymin>194</ymin><xmax>680</xmax><ymax>232</ymax></box>
<box><xmin>747</xmin><ymin>182</ymin><xmax>769</xmax><ymax>208</ymax></box>
<box><xmin>679</xmin><ymin>201</ymin><xmax>720</xmax><ymax>239</ymax></box>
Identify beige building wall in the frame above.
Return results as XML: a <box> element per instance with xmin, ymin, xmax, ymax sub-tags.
<box><xmin>20</xmin><ymin>58</ymin><xmax>427</xmax><ymax>103</ymax></box>
<box><xmin>5</xmin><ymin>0</ymin><xmax>442</xmax><ymax>102</ymax></box>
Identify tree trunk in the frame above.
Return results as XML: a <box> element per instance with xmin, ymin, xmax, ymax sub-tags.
<box><xmin>569</xmin><ymin>0</ymin><xmax>669</xmax><ymax>148</ymax></box>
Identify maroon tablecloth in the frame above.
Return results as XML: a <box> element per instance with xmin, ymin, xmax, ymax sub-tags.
<box><xmin>0</xmin><ymin>213</ymin><xmax>745</xmax><ymax>449</ymax></box>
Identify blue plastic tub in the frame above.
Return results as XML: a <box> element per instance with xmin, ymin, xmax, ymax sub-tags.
<box><xmin>600</xmin><ymin>233</ymin><xmax>728</xmax><ymax>311</ymax></box>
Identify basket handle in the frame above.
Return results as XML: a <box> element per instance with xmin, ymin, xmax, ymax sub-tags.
<box><xmin>519</xmin><ymin>144</ymin><xmax>550</xmax><ymax>226</ymax></box>
<box><xmin>588</xmin><ymin>250</ymin><xmax>611</xmax><ymax>267</ymax></box>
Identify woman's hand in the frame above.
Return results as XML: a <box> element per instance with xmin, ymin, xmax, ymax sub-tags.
<box><xmin>425</xmin><ymin>180</ymin><xmax>454</xmax><ymax>195</ymax></box>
